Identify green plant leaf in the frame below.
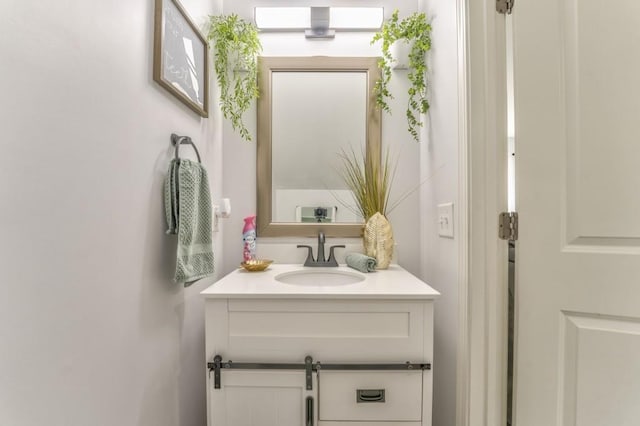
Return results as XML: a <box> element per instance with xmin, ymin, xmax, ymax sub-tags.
<box><xmin>371</xmin><ymin>10</ymin><xmax>432</xmax><ymax>142</ymax></box>
<box><xmin>207</xmin><ymin>14</ymin><xmax>262</xmax><ymax>142</ymax></box>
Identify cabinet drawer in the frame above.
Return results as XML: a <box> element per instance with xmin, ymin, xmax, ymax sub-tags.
<box><xmin>222</xmin><ymin>299</ymin><xmax>431</xmax><ymax>362</ymax></box>
<box><xmin>318</xmin><ymin>371</ymin><xmax>423</xmax><ymax>421</ymax></box>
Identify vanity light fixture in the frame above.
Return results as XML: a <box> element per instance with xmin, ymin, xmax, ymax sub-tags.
<box><xmin>307</xmin><ymin>7</ymin><xmax>332</xmax><ymax>39</ymax></box>
<box><xmin>254</xmin><ymin>6</ymin><xmax>383</xmax><ymax>38</ymax></box>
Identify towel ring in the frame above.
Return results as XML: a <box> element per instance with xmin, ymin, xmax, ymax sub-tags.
<box><xmin>171</xmin><ymin>133</ymin><xmax>201</xmax><ymax>163</ymax></box>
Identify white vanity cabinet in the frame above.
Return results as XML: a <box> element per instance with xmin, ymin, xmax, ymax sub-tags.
<box><xmin>201</xmin><ymin>265</ymin><xmax>439</xmax><ymax>426</ymax></box>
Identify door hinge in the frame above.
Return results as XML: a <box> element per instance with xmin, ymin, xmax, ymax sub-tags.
<box><xmin>499</xmin><ymin>212</ymin><xmax>518</xmax><ymax>241</ymax></box>
<box><xmin>496</xmin><ymin>0</ymin><xmax>515</xmax><ymax>14</ymax></box>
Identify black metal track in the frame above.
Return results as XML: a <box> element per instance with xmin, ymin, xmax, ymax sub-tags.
<box><xmin>208</xmin><ymin>355</ymin><xmax>431</xmax><ymax>390</ymax></box>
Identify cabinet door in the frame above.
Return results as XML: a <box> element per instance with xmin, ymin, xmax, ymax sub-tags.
<box><xmin>209</xmin><ymin>370</ymin><xmax>317</xmax><ymax>426</ymax></box>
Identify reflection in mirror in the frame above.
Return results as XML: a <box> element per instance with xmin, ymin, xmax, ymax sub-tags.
<box><xmin>257</xmin><ymin>57</ymin><xmax>381</xmax><ymax>237</ymax></box>
<box><xmin>272</xmin><ymin>71</ymin><xmax>365</xmax><ymax>223</ymax></box>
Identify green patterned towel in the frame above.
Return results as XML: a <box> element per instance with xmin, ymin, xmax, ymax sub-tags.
<box><xmin>164</xmin><ymin>159</ymin><xmax>214</xmax><ymax>285</ymax></box>
<box><xmin>345</xmin><ymin>252</ymin><xmax>377</xmax><ymax>273</ymax></box>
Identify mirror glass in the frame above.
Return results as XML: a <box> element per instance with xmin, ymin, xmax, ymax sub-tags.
<box><xmin>271</xmin><ymin>71</ymin><xmax>365</xmax><ymax>223</ymax></box>
<box><xmin>257</xmin><ymin>57</ymin><xmax>381</xmax><ymax>237</ymax></box>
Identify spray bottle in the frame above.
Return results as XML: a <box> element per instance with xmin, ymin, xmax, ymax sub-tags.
<box><xmin>242</xmin><ymin>216</ymin><xmax>257</xmax><ymax>261</ymax></box>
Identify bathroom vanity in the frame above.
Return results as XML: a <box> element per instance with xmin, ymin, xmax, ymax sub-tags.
<box><xmin>201</xmin><ymin>264</ymin><xmax>439</xmax><ymax>426</ymax></box>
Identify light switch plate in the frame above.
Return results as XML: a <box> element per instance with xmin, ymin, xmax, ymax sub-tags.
<box><xmin>437</xmin><ymin>203</ymin><xmax>454</xmax><ymax>238</ymax></box>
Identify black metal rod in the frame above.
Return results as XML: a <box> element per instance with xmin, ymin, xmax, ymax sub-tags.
<box><xmin>317</xmin><ymin>362</ymin><xmax>430</xmax><ymax>371</ymax></box>
<box><xmin>206</xmin><ymin>361</ymin><xmax>430</xmax><ymax>372</ymax></box>
<box><xmin>208</xmin><ymin>355</ymin><xmax>431</xmax><ymax>389</ymax></box>
<box><xmin>208</xmin><ymin>362</ymin><xmax>309</xmax><ymax>370</ymax></box>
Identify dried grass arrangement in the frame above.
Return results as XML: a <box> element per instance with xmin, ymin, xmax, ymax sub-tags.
<box><xmin>337</xmin><ymin>148</ymin><xmax>412</xmax><ymax>269</ymax></box>
<box><xmin>336</xmin><ymin>148</ymin><xmax>410</xmax><ymax>221</ymax></box>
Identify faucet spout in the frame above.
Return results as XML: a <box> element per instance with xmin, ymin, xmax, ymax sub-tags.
<box><xmin>317</xmin><ymin>231</ymin><xmax>326</xmax><ymax>263</ymax></box>
<box><xmin>298</xmin><ymin>231</ymin><xmax>343</xmax><ymax>267</ymax></box>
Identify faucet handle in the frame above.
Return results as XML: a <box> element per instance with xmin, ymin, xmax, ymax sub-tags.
<box><xmin>327</xmin><ymin>245</ymin><xmax>346</xmax><ymax>267</ymax></box>
<box><xmin>297</xmin><ymin>245</ymin><xmax>315</xmax><ymax>266</ymax></box>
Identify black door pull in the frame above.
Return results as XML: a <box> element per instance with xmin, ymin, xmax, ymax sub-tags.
<box><xmin>356</xmin><ymin>389</ymin><xmax>386</xmax><ymax>403</ymax></box>
<box><xmin>306</xmin><ymin>396</ymin><xmax>314</xmax><ymax>426</ymax></box>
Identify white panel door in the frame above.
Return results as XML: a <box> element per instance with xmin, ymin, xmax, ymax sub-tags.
<box><xmin>513</xmin><ymin>0</ymin><xmax>640</xmax><ymax>425</ymax></box>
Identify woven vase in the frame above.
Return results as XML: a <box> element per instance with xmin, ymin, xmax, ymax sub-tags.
<box><xmin>363</xmin><ymin>212</ymin><xmax>394</xmax><ymax>269</ymax></box>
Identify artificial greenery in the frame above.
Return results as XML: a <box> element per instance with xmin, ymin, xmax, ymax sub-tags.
<box><xmin>371</xmin><ymin>10</ymin><xmax>432</xmax><ymax>142</ymax></box>
<box><xmin>336</xmin><ymin>147</ymin><xmax>427</xmax><ymax>222</ymax></box>
<box><xmin>207</xmin><ymin>14</ymin><xmax>262</xmax><ymax>142</ymax></box>
<box><xmin>336</xmin><ymin>148</ymin><xmax>413</xmax><ymax>221</ymax></box>
<box><xmin>337</xmin><ymin>148</ymin><xmax>393</xmax><ymax>221</ymax></box>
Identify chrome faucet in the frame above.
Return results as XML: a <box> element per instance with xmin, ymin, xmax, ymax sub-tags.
<box><xmin>297</xmin><ymin>231</ymin><xmax>345</xmax><ymax>267</ymax></box>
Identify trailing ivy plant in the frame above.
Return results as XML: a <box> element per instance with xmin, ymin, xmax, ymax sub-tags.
<box><xmin>371</xmin><ymin>10</ymin><xmax>432</xmax><ymax>142</ymax></box>
<box><xmin>207</xmin><ymin>14</ymin><xmax>262</xmax><ymax>142</ymax></box>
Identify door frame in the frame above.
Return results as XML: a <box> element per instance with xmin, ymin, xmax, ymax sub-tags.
<box><xmin>457</xmin><ymin>0</ymin><xmax>509</xmax><ymax>425</ymax></box>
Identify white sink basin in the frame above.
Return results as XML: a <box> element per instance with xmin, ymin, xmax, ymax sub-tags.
<box><xmin>274</xmin><ymin>269</ymin><xmax>365</xmax><ymax>286</ymax></box>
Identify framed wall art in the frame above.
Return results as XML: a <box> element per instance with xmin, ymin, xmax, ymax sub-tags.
<box><xmin>153</xmin><ymin>0</ymin><xmax>209</xmax><ymax>117</ymax></box>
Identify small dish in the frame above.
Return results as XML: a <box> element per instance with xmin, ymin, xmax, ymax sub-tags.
<box><xmin>240</xmin><ymin>259</ymin><xmax>273</xmax><ymax>272</ymax></box>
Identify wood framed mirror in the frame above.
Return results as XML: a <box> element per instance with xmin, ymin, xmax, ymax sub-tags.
<box><xmin>256</xmin><ymin>56</ymin><xmax>381</xmax><ymax>237</ymax></box>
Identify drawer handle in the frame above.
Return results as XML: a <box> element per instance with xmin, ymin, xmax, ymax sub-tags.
<box><xmin>356</xmin><ymin>389</ymin><xmax>386</xmax><ymax>403</ymax></box>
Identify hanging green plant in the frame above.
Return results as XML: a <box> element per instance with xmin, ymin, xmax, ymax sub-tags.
<box><xmin>206</xmin><ymin>14</ymin><xmax>262</xmax><ymax>142</ymax></box>
<box><xmin>371</xmin><ymin>10</ymin><xmax>432</xmax><ymax>142</ymax></box>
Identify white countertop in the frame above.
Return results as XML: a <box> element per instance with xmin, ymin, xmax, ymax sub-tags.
<box><xmin>200</xmin><ymin>264</ymin><xmax>440</xmax><ymax>299</ymax></box>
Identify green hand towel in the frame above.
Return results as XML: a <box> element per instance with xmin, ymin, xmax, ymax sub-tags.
<box><xmin>164</xmin><ymin>159</ymin><xmax>214</xmax><ymax>285</ymax></box>
<box><xmin>345</xmin><ymin>253</ymin><xmax>377</xmax><ymax>273</ymax></box>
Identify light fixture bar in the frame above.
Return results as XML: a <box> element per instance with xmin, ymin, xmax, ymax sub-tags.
<box><xmin>330</xmin><ymin>7</ymin><xmax>384</xmax><ymax>29</ymax></box>
<box><xmin>254</xmin><ymin>7</ymin><xmax>383</xmax><ymax>31</ymax></box>
<box><xmin>254</xmin><ymin>7</ymin><xmax>310</xmax><ymax>29</ymax></box>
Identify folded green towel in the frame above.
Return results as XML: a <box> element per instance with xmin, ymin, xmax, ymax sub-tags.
<box><xmin>345</xmin><ymin>253</ymin><xmax>377</xmax><ymax>273</ymax></box>
<box><xmin>164</xmin><ymin>159</ymin><xmax>214</xmax><ymax>285</ymax></box>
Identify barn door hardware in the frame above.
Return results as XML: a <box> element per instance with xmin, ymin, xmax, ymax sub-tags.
<box><xmin>208</xmin><ymin>355</ymin><xmax>431</xmax><ymax>390</ymax></box>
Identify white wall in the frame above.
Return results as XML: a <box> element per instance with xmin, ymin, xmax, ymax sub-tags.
<box><xmin>220</xmin><ymin>1</ymin><xmax>423</xmax><ymax>277</ymax></box>
<box><xmin>219</xmin><ymin>3</ymin><xmax>461</xmax><ymax>426</ymax></box>
<box><xmin>0</xmin><ymin>1</ymin><xmax>461</xmax><ymax>425</ymax></box>
<box><xmin>0</xmin><ymin>1</ymin><xmax>221</xmax><ymax>425</ymax></box>
<box><xmin>419</xmin><ymin>1</ymin><xmax>461</xmax><ymax>426</ymax></box>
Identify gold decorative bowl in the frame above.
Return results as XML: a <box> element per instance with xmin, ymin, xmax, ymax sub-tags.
<box><xmin>240</xmin><ymin>259</ymin><xmax>273</xmax><ymax>272</ymax></box>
